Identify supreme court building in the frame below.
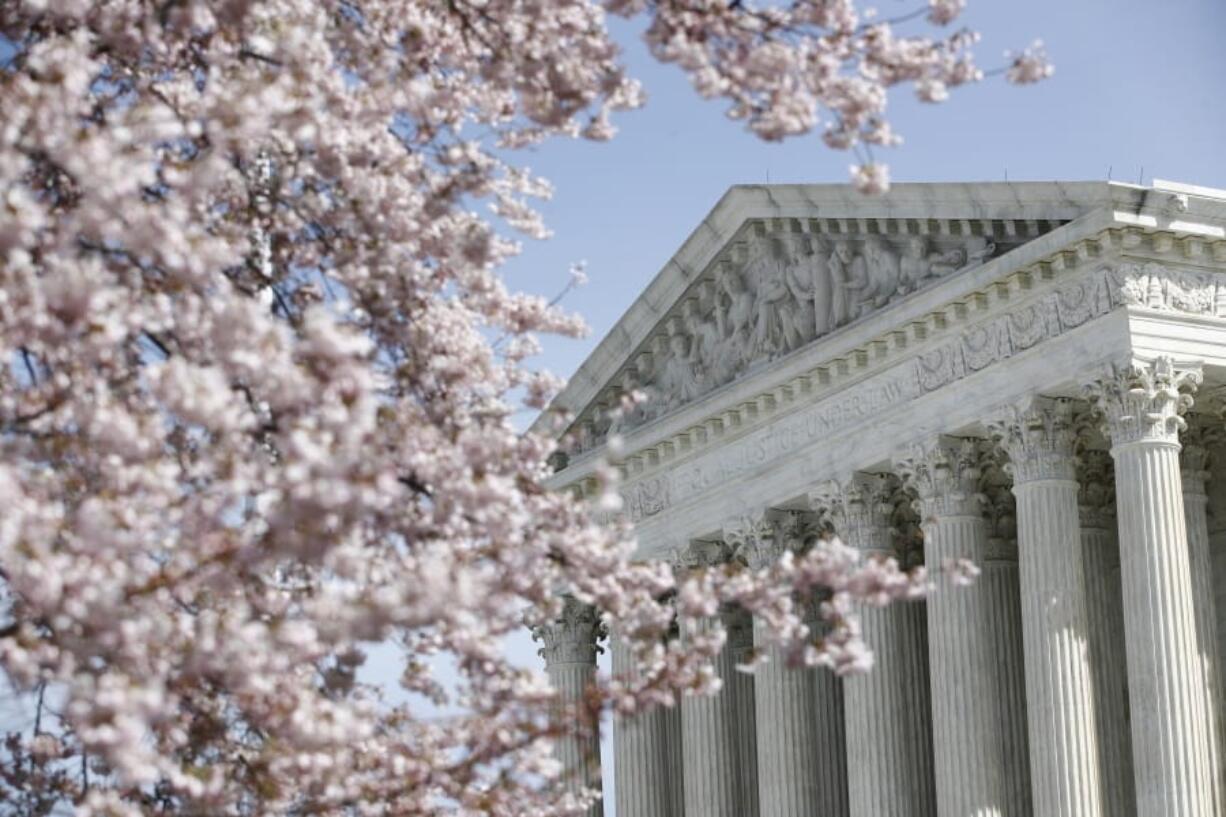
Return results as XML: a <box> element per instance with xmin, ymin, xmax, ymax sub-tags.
<box><xmin>531</xmin><ymin>180</ymin><xmax>1226</xmax><ymax>817</ymax></box>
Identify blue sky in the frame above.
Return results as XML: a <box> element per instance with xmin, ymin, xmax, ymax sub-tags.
<box><xmin>505</xmin><ymin>0</ymin><xmax>1226</xmax><ymax>406</ymax></box>
<box><xmin>499</xmin><ymin>2</ymin><xmax>1226</xmax><ymax>809</ymax></box>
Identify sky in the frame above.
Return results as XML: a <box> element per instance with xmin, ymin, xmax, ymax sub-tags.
<box><xmin>496</xmin><ymin>1</ymin><xmax>1226</xmax><ymax>811</ymax></box>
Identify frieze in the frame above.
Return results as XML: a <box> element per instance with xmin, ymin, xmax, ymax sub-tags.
<box><xmin>616</xmin><ymin>366</ymin><xmax>920</xmax><ymax>523</ymax></box>
<box><xmin>607</xmin><ymin>261</ymin><xmax>1226</xmax><ymax>523</ymax></box>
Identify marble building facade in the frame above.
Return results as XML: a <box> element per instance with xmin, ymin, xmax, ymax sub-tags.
<box><xmin>531</xmin><ymin>180</ymin><xmax>1226</xmax><ymax>817</ymax></box>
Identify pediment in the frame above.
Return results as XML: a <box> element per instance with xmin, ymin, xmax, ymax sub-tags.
<box><xmin>535</xmin><ymin>182</ymin><xmax>1152</xmax><ymax>458</ymax></box>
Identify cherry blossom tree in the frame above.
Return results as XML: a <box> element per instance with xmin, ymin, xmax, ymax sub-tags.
<box><xmin>0</xmin><ymin>1</ymin><xmax>1044</xmax><ymax>814</ymax></box>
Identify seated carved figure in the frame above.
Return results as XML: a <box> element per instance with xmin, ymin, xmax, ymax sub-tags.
<box><xmin>899</xmin><ymin>236</ymin><xmax>933</xmax><ymax>294</ymax></box>
<box><xmin>680</xmin><ymin>298</ymin><xmax>722</xmax><ymax>390</ymax></box>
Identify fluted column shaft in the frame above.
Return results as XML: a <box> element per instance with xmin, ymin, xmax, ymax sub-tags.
<box><xmin>814</xmin><ymin>473</ymin><xmax>934</xmax><ymax>817</ymax></box>
<box><xmin>898</xmin><ymin>438</ymin><xmax>1027</xmax><ymax>817</ymax></box>
<box><xmin>1079</xmin><ymin>451</ymin><xmax>1136</xmax><ymax>817</ymax></box>
<box><xmin>981</xmin><ymin>539</ymin><xmax>1032</xmax><ymax>816</ymax></box>
<box><xmin>1089</xmin><ymin>358</ymin><xmax>1215</xmax><ymax>816</ymax></box>
<box><xmin>752</xmin><ymin>616</ymin><xmax>826</xmax><ymax>817</ymax></box>
<box><xmin>729</xmin><ymin>612</ymin><xmax>760</xmax><ymax>817</ymax></box>
<box><xmin>612</xmin><ymin>634</ymin><xmax>673</xmax><ymax>817</ymax></box>
<box><xmin>681</xmin><ymin>613</ymin><xmax>742</xmax><ymax>817</ymax></box>
<box><xmin>729</xmin><ymin>511</ymin><xmax>839</xmax><ymax>817</ymax></box>
<box><xmin>992</xmin><ymin>399</ymin><xmax>1103</xmax><ymax>817</ymax></box>
<box><xmin>845</xmin><ymin>601</ymin><xmax>934</xmax><ymax>816</ymax></box>
<box><xmin>1180</xmin><ymin>436</ymin><xmax>1225</xmax><ymax>813</ymax></box>
<box><xmin>1012</xmin><ymin>480</ymin><xmax>1102</xmax><ymax>815</ymax></box>
<box><xmin>809</xmin><ymin>600</ymin><xmax>850</xmax><ymax>817</ymax></box>
<box><xmin>535</xmin><ymin>598</ymin><xmax>605</xmax><ymax>816</ymax></box>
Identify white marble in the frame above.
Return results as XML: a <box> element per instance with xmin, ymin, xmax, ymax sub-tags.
<box><xmin>897</xmin><ymin>437</ymin><xmax>1030</xmax><ymax>816</ymax></box>
<box><xmin>813</xmin><ymin>473</ymin><xmax>935</xmax><ymax>817</ymax></box>
<box><xmin>1088</xmin><ymin>358</ymin><xmax>1217</xmax><ymax>816</ymax></box>
<box><xmin>676</xmin><ymin>544</ymin><xmax>744</xmax><ymax>817</ymax></box>
<box><xmin>535</xmin><ymin>181</ymin><xmax>1226</xmax><ymax>817</ymax></box>
<box><xmin>611</xmin><ymin>634</ymin><xmax>676</xmax><ymax>817</ymax></box>
<box><xmin>1180</xmin><ymin>417</ymin><xmax>1226</xmax><ymax>812</ymax></box>
<box><xmin>534</xmin><ymin>597</ymin><xmax>605</xmax><ymax>816</ymax></box>
<box><xmin>731</xmin><ymin>513</ymin><xmax>845</xmax><ymax>817</ymax></box>
<box><xmin>990</xmin><ymin>398</ymin><xmax>1103</xmax><ymax>816</ymax></box>
<box><xmin>1078</xmin><ymin>450</ymin><xmax>1137</xmax><ymax>817</ymax></box>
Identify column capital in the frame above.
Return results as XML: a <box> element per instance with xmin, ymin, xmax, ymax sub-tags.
<box><xmin>670</xmin><ymin>539</ymin><xmax>734</xmax><ymax>576</ymax></box>
<box><xmin>895</xmin><ymin>435</ymin><xmax>987</xmax><ymax>519</ymax></box>
<box><xmin>987</xmin><ymin>395</ymin><xmax>1079</xmax><ymax>483</ymax></box>
<box><xmin>808</xmin><ymin>472</ymin><xmax>897</xmax><ymax>554</ymax></box>
<box><xmin>1076</xmin><ymin>448</ymin><xmax>1116</xmax><ymax>531</ymax></box>
<box><xmin>534</xmin><ymin>596</ymin><xmax>605</xmax><ymax>667</ymax></box>
<box><xmin>723</xmin><ymin>508</ymin><xmax>811</xmax><ymax>570</ymax></box>
<box><xmin>1084</xmin><ymin>356</ymin><xmax>1202</xmax><ymax>448</ymax></box>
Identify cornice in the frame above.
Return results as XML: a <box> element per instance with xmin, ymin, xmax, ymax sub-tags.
<box><xmin>556</xmin><ymin>241</ymin><xmax>1226</xmax><ymax>507</ymax></box>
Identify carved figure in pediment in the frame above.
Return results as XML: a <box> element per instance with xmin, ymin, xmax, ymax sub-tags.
<box><xmin>680</xmin><ymin>298</ymin><xmax>723</xmax><ymax>388</ymax></box>
<box><xmin>965</xmin><ymin>235</ymin><xmax>997</xmax><ymax>268</ymax></box>
<box><xmin>829</xmin><ymin>239</ymin><xmax>863</xmax><ymax>327</ymax></box>
<box><xmin>787</xmin><ymin>235</ymin><xmax>834</xmax><ymax>337</ymax></box>
<box><xmin>860</xmin><ymin>237</ymin><xmax>903</xmax><ymax>310</ymax></box>
<box><xmin>929</xmin><ymin>244</ymin><xmax>967</xmax><ymax>278</ymax></box>
<box><xmin>828</xmin><ymin>236</ymin><xmax>858</xmax><ymax>326</ymax></box>
<box><xmin>899</xmin><ymin>237</ymin><xmax>933</xmax><ymax>294</ymax></box>
<box><xmin>607</xmin><ymin>369</ymin><xmax>650</xmax><ymax>434</ymax></box>
<box><xmin>715</xmin><ymin>264</ymin><xmax>756</xmax><ymax>377</ymax></box>
<box><xmin>781</xmin><ymin>235</ymin><xmax>818</xmax><ymax>348</ymax></box>
<box><xmin>656</xmin><ymin>324</ymin><xmax>700</xmax><ymax>411</ymax></box>
<box><xmin>747</xmin><ymin>237</ymin><xmax>793</xmax><ymax>359</ymax></box>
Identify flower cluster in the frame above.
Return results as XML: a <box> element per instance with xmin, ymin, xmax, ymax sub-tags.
<box><xmin>0</xmin><ymin>1</ymin><xmax>1024</xmax><ymax>813</ymax></box>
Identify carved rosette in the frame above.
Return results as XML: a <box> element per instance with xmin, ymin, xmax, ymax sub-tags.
<box><xmin>533</xmin><ymin>596</ymin><xmax>606</xmax><ymax>668</ymax></box>
<box><xmin>987</xmin><ymin>396</ymin><xmax>1079</xmax><ymax>484</ymax></box>
<box><xmin>1084</xmin><ymin>357</ymin><xmax>1202</xmax><ymax>447</ymax></box>
<box><xmin>895</xmin><ymin>436</ymin><xmax>987</xmax><ymax>520</ymax></box>
<box><xmin>1180</xmin><ymin>414</ymin><xmax>1221</xmax><ymax>497</ymax></box>
<box><xmin>808</xmin><ymin>473</ymin><xmax>896</xmax><ymax>554</ymax></box>
<box><xmin>1076</xmin><ymin>449</ymin><xmax>1116</xmax><ymax>531</ymax></box>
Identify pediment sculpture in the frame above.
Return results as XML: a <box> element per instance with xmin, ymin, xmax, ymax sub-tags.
<box><xmin>589</xmin><ymin>227</ymin><xmax>1006</xmax><ymax>445</ymax></box>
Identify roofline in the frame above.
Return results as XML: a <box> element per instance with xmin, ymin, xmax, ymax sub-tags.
<box><xmin>528</xmin><ymin>180</ymin><xmax>1197</xmax><ymax>437</ymax></box>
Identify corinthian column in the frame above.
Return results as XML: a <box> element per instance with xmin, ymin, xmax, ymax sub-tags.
<box><xmin>1181</xmin><ymin>416</ymin><xmax>1225</xmax><ymax>811</ymax></box>
<box><xmin>675</xmin><ymin>541</ymin><xmax>744</xmax><ymax>817</ymax></box>
<box><xmin>534</xmin><ymin>596</ymin><xmax>605</xmax><ymax>816</ymax></box>
<box><xmin>988</xmin><ymin>398</ymin><xmax>1102</xmax><ymax>817</ymax></box>
<box><xmin>1085</xmin><ymin>357</ymin><xmax>1215</xmax><ymax>816</ymax></box>
<box><xmin>611</xmin><ymin>632</ymin><xmax>674</xmax><ymax>817</ymax></box>
<box><xmin>1077</xmin><ymin>449</ymin><xmax>1136</xmax><ymax>817</ymax></box>
<box><xmin>728</xmin><ymin>511</ymin><xmax>844</xmax><ymax>817</ymax></box>
<box><xmin>811</xmin><ymin>473</ymin><xmax>935</xmax><ymax>817</ymax></box>
<box><xmin>896</xmin><ymin>436</ymin><xmax>1030</xmax><ymax>817</ymax></box>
